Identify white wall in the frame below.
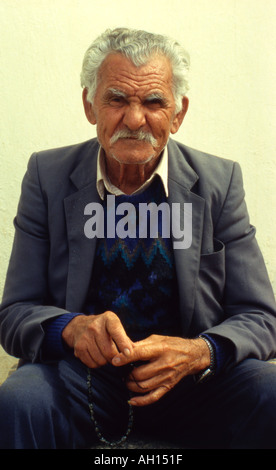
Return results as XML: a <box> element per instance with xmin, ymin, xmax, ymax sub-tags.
<box><xmin>1</xmin><ymin>0</ymin><xmax>275</xmax><ymax>296</ymax></box>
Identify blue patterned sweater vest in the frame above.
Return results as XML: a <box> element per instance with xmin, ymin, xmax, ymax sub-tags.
<box><xmin>84</xmin><ymin>177</ymin><xmax>181</xmax><ymax>342</ymax></box>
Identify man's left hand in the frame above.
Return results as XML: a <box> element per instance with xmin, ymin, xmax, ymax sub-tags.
<box><xmin>112</xmin><ymin>335</ymin><xmax>211</xmax><ymax>406</ymax></box>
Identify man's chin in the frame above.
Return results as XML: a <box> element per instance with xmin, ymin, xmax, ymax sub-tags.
<box><xmin>110</xmin><ymin>151</ymin><xmax>156</xmax><ymax>165</ymax></box>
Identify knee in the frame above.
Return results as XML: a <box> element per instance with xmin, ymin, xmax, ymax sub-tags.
<box><xmin>230</xmin><ymin>359</ymin><xmax>276</xmax><ymax>448</ymax></box>
<box><xmin>0</xmin><ymin>365</ymin><xmax>46</xmax><ymax>417</ymax></box>
<box><xmin>254</xmin><ymin>360</ymin><xmax>276</xmax><ymax>409</ymax></box>
<box><xmin>0</xmin><ymin>362</ymin><xmax>66</xmax><ymax>448</ymax></box>
<box><xmin>247</xmin><ymin>358</ymin><xmax>276</xmax><ymax>390</ymax></box>
<box><xmin>236</xmin><ymin>359</ymin><xmax>276</xmax><ymax>404</ymax></box>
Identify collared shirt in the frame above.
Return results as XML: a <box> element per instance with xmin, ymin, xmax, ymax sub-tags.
<box><xmin>96</xmin><ymin>146</ymin><xmax>169</xmax><ymax>200</ymax></box>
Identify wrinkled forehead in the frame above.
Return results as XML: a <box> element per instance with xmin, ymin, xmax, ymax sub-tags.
<box><xmin>97</xmin><ymin>52</ymin><xmax>174</xmax><ymax>97</ymax></box>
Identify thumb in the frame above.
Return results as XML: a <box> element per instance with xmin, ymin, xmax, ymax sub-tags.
<box><xmin>105</xmin><ymin>312</ymin><xmax>133</xmax><ymax>357</ymax></box>
<box><xmin>112</xmin><ymin>340</ymin><xmax>148</xmax><ymax>367</ymax></box>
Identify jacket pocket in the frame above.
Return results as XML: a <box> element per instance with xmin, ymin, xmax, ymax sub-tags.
<box><xmin>191</xmin><ymin>239</ymin><xmax>226</xmax><ymax>334</ymax></box>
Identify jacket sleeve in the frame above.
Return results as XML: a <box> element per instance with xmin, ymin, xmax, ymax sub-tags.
<box><xmin>204</xmin><ymin>161</ymin><xmax>276</xmax><ymax>364</ymax></box>
<box><xmin>0</xmin><ymin>154</ymin><xmax>70</xmax><ymax>362</ymax></box>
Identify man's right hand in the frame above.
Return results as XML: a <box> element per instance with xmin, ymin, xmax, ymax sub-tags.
<box><xmin>61</xmin><ymin>311</ymin><xmax>133</xmax><ymax>368</ymax></box>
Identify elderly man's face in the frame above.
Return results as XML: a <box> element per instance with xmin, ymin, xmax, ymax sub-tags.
<box><xmin>83</xmin><ymin>53</ymin><xmax>188</xmax><ymax>166</ymax></box>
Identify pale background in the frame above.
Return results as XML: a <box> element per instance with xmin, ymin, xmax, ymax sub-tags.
<box><xmin>0</xmin><ymin>0</ymin><xmax>275</xmax><ymax>380</ymax></box>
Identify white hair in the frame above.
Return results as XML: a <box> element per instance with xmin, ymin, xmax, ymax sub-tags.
<box><xmin>80</xmin><ymin>27</ymin><xmax>190</xmax><ymax>113</ymax></box>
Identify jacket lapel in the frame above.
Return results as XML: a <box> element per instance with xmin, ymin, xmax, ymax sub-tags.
<box><xmin>64</xmin><ymin>140</ymin><xmax>100</xmax><ymax>312</ymax></box>
<box><xmin>167</xmin><ymin>140</ymin><xmax>205</xmax><ymax>335</ymax></box>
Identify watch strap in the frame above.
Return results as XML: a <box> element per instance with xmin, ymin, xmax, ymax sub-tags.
<box><xmin>194</xmin><ymin>335</ymin><xmax>216</xmax><ymax>384</ymax></box>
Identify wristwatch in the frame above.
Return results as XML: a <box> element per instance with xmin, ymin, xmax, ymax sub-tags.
<box><xmin>194</xmin><ymin>336</ymin><xmax>216</xmax><ymax>384</ymax></box>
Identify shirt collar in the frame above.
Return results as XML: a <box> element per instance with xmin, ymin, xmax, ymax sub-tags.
<box><xmin>96</xmin><ymin>146</ymin><xmax>169</xmax><ymax>200</ymax></box>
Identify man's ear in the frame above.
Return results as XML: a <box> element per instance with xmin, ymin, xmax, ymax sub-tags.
<box><xmin>82</xmin><ymin>88</ymin><xmax>97</xmax><ymax>125</ymax></box>
<box><xmin>170</xmin><ymin>97</ymin><xmax>189</xmax><ymax>134</ymax></box>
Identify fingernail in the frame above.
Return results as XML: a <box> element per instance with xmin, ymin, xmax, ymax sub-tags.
<box><xmin>124</xmin><ymin>348</ymin><xmax>130</xmax><ymax>356</ymax></box>
<box><xmin>128</xmin><ymin>399</ymin><xmax>137</xmax><ymax>406</ymax></box>
<box><xmin>113</xmin><ymin>357</ymin><xmax>121</xmax><ymax>365</ymax></box>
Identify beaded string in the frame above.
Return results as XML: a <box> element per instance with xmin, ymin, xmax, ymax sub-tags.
<box><xmin>87</xmin><ymin>367</ymin><xmax>134</xmax><ymax>447</ymax></box>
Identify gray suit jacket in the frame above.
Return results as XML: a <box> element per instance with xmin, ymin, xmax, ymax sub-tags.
<box><xmin>1</xmin><ymin>138</ymin><xmax>276</xmax><ymax>365</ymax></box>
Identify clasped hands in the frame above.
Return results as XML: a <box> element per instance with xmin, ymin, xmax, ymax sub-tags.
<box><xmin>62</xmin><ymin>311</ymin><xmax>210</xmax><ymax>406</ymax></box>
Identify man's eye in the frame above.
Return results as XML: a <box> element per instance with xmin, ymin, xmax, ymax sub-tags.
<box><xmin>145</xmin><ymin>99</ymin><xmax>164</xmax><ymax>109</ymax></box>
<box><xmin>110</xmin><ymin>97</ymin><xmax>125</xmax><ymax>106</ymax></box>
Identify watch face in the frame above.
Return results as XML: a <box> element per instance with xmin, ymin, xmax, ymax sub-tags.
<box><xmin>195</xmin><ymin>367</ymin><xmax>214</xmax><ymax>384</ymax></box>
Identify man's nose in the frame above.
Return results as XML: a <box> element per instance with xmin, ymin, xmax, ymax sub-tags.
<box><xmin>122</xmin><ymin>103</ymin><xmax>146</xmax><ymax>130</ymax></box>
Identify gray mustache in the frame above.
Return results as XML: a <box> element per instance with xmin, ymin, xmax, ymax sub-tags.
<box><xmin>110</xmin><ymin>129</ymin><xmax>157</xmax><ymax>146</ymax></box>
